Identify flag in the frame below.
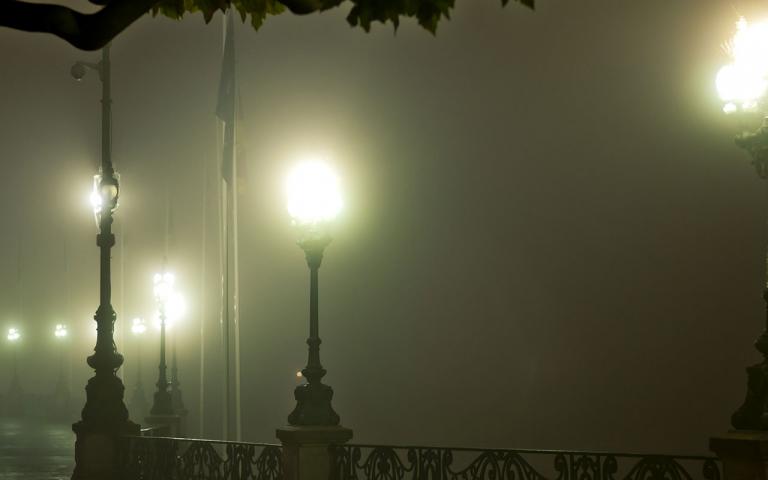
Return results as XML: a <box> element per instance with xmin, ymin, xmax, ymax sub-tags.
<box><xmin>217</xmin><ymin>11</ymin><xmax>236</xmax><ymax>184</ymax></box>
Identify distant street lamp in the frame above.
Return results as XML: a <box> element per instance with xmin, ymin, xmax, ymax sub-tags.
<box><xmin>129</xmin><ymin>318</ymin><xmax>149</xmax><ymax>421</ymax></box>
<box><xmin>70</xmin><ymin>44</ymin><xmax>137</xmax><ymax>480</ymax></box>
<box><xmin>150</xmin><ymin>271</ymin><xmax>175</xmax><ymax>416</ymax></box>
<box><xmin>168</xmin><ymin>291</ymin><xmax>188</xmax><ymax>416</ymax></box>
<box><xmin>53</xmin><ymin>324</ymin><xmax>69</xmax><ymax>389</ymax></box>
<box><xmin>7</xmin><ymin>328</ymin><xmax>21</xmax><ymax>394</ymax></box>
<box><xmin>53</xmin><ymin>324</ymin><xmax>70</xmax><ymax>418</ymax></box>
<box><xmin>285</xmin><ymin>160</ymin><xmax>343</xmax><ymax>426</ymax></box>
<box><xmin>717</xmin><ymin>17</ymin><xmax>768</xmax><ymax>429</ymax></box>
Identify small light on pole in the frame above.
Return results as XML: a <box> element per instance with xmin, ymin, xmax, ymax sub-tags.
<box><xmin>90</xmin><ymin>173</ymin><xmax>119</xmax><ymax>227</ymax></box>
<box><xmin>285</xmin><ymin>159</ymin><xmax>344</xmax><ymax>426</ymax></box>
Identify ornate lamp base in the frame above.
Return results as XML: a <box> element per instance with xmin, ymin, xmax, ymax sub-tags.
<box><xmin>288</xmin><ymin>382</ymin><xmax>340</xmax><ymax>426</ymax></box>
<box><xmin>150</xmin><ymin>389</ymin><xmax>174</xmax><ymax>417</ymax></box>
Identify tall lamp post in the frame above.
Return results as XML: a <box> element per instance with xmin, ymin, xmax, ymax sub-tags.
<box><xmin>129</xmin><ymin>318</ymin><xmax>149</xmax><ymax>421</ymax></box>
<box><xmin>284</xmin><ymin>161</ymin><xmax>345</xmax><ymax>426</ymax></box>
<box><xmin>70</xmin><ymin>44</ymin><xmax>138</xmax><ymax>480</ymax></box>
<box><xmin>7</xmin><ymin>328</ymin><xmax>21</xmax><ymax>394</ymax></box>
<box><xmin>147</xmin><ymin>269</ymin><xmax>179</xmax><ymax>433</ymax></box>
<box><xmin>277</xmin><ymin>160</ymin><xmax>352</xmax><ymax>473</ymax></box>
<box><xmin>168</xmin><ymin>291</ymin><xmax>188</xmax><ymax>417</ymax></box>
<box><xmin>716</xmin><ymin>18</ymin><xmax>768</xmax><ymax>430</ymax></box>
<box><xmin>53</xmin><ymin>324</ymin><xmax>70</xmax><ymax>408</ymax></box>
<box><xmin>6</xmin><ymin>328</ymin><xmax>22</xmax><ymax>416</ymax></box>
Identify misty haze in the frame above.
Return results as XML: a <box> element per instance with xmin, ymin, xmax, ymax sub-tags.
<box><xmin>0</xmin><ymin>0</ymin><xmax>765</xmax><ymax>479</ymax></box>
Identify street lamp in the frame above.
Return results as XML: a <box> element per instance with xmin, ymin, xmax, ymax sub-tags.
<box><xmin>53</xmin><ymin>324</ymin><xmax>70</xmax><ymax>418</ymax></box>
<box><xmin>7</xmin><ymin>327</ymin><xmax>20</xmax><ymax>389</ymax></box>
<box><xmin>285</xmin><ymin>160</ymin><xmax>343</xmax><ymax>426</ymax></box>
<box><xmin>150</xmin><ymin>271</ymin><xmax>175</xmax><ymax>416</ymax></box>
<box><xmin>167</xmin><ymin>291</ymin><xmax>188</xmax><ymax>416</ymax></box>
<box><xmin>717</xmin><ymin>17</ymin><xmax>768</xmax><ymax>430</ymax></box>
<box><xmin>71</xmin><ymin>44</ymin><xmax>137</xmax><ymax>477</ymax></box>
<box><xmin>129</xmin><ymin>318</ymin><xmax>149</xmax><ymax>421</ymax></box>
<box><xmin>6</xmin><ymin>327</ymin><xmax>22</xmax><ymax>413</ymax></box>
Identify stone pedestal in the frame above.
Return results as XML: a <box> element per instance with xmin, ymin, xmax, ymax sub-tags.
<box><xmin>144</xmin><ymin>414</ymin><xmax>182</xmax><ymax>437</ymax></box>
<box><xmin>277</xmin><ymin>426</ymin><xmax>353</xmax><ymax>480</ymax></box>
<box><xmin>71</xmin><ymin>421</ymin><xmax>139</xmax><ymax>480</ymax></box>
<box><xmin>710</xmin><ymin>431</ymin><xmax>768</xmax><ymax>480</ymax></box>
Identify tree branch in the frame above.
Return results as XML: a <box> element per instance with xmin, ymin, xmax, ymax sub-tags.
<box><xmin>0</xmin><ymin>0</ymin><xmax>162</xmax><ymax>50</ymax></box>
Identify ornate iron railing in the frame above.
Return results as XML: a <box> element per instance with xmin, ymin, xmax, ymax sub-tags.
<box><xmin>123</xmin><ymin>435</ymin><xmax>283</xmax><ymax>480</ymax></box>
<box><xmin>332</xmin><ymin>445</ymin><xmax>722</xmax><ymax>480</ymax></box>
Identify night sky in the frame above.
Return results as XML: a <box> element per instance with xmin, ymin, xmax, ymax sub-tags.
<box><xmin>0</xmin><ymin>0</ymin><xmax>763</xmax><ymax>455</ymax></box>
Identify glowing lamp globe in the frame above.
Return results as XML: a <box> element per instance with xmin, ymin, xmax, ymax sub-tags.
<box><xmin>7</xmin><ymin>328</ymin><xmax>20</xmax><ymax>342</ymax></box>
<box><xmin>153</xmin><ymin>272</ymin><xmax>176</xmax><ymax>303</ymax></box>
<box><xmin>131</xmin><ymin>318</ymin><xmax>147</xmax><ymax>336</ymax></box>
<box><xmin>286</xmin><ymin>160</ymin><xmax>343</xmax><ymax>226</ymax></box>
<box><xmin>54</xmin><ymin>324</ymin><xmax>68</xmax><ymax>338</ymax></box>
<box><xmin>717</xmin><ymin>17</ymin><xmax>768</xmax><ymax>113</ymax></box>
<box><xmin>166</xmin><ymin>292</ymin><xmax>187</xmax><ymax>323</ymax></box>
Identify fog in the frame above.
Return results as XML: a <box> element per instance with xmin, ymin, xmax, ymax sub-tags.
<box><xmin>0</xmin><ymin>0</ymin><xmax>762</xmax><ymax>456</ymax></box>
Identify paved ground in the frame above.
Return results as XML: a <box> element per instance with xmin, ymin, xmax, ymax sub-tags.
<box><xmin>0</xmin><ymin>418</ymin><xmax>74</xmax><ymax>480</ymax></box>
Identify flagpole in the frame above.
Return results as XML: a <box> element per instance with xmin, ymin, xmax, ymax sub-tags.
<box><xmin>233</xmin><ymin>123</ymin><xmax>242</xmax><ymax>442</ymax></box>
<box><xmin>217</xmin><ymin>9</ymin><xmax>236</xmax><ymax>440</ymax></box>
<box><xmin>220</xmin><ymin>166</ymin><xmax>231</xmax><ymax>440</ymax></box>
<box><xmin>216</xmin><ymin>101</ymin><xmax>228</xmax><ymax>441</ymax></box>
<box><xmin>199</xmin><ymin>151</ymin><xmax>208</xmax><ymax>438</ymax></box>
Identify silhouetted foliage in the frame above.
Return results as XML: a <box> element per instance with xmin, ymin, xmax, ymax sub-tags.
<box><xmin>0</xmin><ymin>0</ymin><xmax>533</xmax><ymax>51</ymax></box>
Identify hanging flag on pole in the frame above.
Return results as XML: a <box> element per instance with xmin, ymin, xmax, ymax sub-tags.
<box><xmin>216</xmin><ymin>8</ymin><xmax>242</xmax><ymax>441</ymax></box>
<box><xmin>217</xmin><ymin>10</ymin><xmax>236</xmax><ymax>185</ymax></box>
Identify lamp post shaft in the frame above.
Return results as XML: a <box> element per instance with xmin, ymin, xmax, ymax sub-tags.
<box><xmin>101</xmin><ymin>45</ymin><xmax>112</xmax><ymax>175</ymax></box>
<box><xmin>307</xmin><ymin>261</ymin><xmax>322</xmax><ymax>374</ymax></box>
<box><xmin>158</xmin><ymin>308</ymin><xmax>169</xmax><ymax>394</ymax></box>
<box><xmin>136</xmin><ymin>339</ymin><xmax>142</xmax><ymax>386</ymax></box>
<box><xmin>150</xmin><ymin>301</ymin><xmax>174</xmax><ymax>416</ymax></box>
<box><xmin>12</xmin><ymin>347</ymin><xmax>18</xmax><ymax>386</ymax></box>
<box><xmin>288</xmin><ymin>237</ymin><xmax>339</xmax><ymax>426</ymax></box>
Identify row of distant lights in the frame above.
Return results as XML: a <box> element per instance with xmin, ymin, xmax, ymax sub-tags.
<box><xmin>5</xmin><ymin>315</ymin><xmax>174</xmax><ymax>343</ymax></box>
<box><xmin>8</xmin><ymin>321</ymin><xmax>304</xmax><ymax>379</ymax></box>
<box><xmin>7</xmin><ymin>324</ymin><xmax>67</xmax><ymax>342</ymax></box>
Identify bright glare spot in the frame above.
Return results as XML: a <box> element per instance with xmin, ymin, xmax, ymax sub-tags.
<box><xmin>717</xmin><ymin>17</ymin><xmax>768</xmax><ymax>110</ymax></box>
<box><xmin>166</xmin><ymin>292</ymin><xmax>187</xmax><ymax>322</ymax></box>
<box><xmin>286</xmin><ymin>160</ymin><xmax>343</xmax><ymax>225</ymax></box>
<box><xmin>296</xmin><ymin>371</ymin><xmax>303</xmax><ymax>378</ymax></box>
<box><xmin>54</xmin><ymin>324</ymin><xmax>68</xmax><ymax>338</ymax></box>
<box><xmin>7</xmin><ymin>328</ymin><xmax>20</xmax><ymax>342</ymax></box>
<box><xmin>152</xmin><ymin>293</ymin><xmax>186</xmax><ymax>331</ymax></box>
<box><xmin>131</xmin><ymin>317</ymin><xmax>147</xmax><ymax>335</ymax></box>
<box><xmin>723</xmin><ymin>102</ymin><xmax>738</xmax><ymax>114</ymax></box>
<box><xmin>153</xmin><ymin>272</ymin><xmax>176</xmax><ymax>302</ymax></box>
<box><xmin>89</xmin><ymin>190</ymin><xmax>103</xmax><ymax>215</ymax></box>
